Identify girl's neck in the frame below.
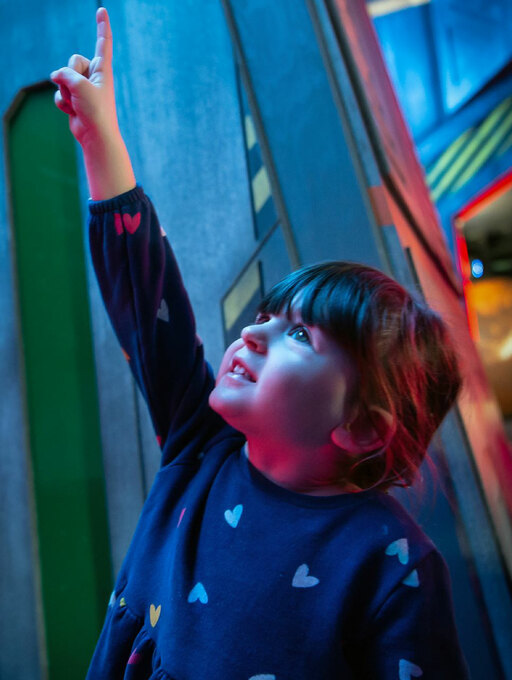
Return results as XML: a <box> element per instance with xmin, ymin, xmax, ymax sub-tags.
<box><xmin>243</xmin><ymin>442</ymin><xmax>362</xmax><ymax>496</ymax></box>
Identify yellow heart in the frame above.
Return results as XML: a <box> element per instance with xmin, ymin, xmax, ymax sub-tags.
<box><xmin>119</xmin><ymin>597</ymin><xmax>126</xmax><ymax>608</ymax></box>
<box><xmin>150</xmin><ymin>603</ymin><xmax>161</xmax><ymax>627</ymax></box>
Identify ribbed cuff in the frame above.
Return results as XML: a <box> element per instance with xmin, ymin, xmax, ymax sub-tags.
<box><xmin>88</xmin><ymin>184</ymin><xmax>146</xmax><ymax>214</ymax></box>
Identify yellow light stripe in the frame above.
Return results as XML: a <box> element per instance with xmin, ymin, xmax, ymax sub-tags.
<box><xmin>367</xmin><ymin>0</ymin><xmax>430</xmax><ymax>18</ymax></box>
<box><xmin>244</xmin><ymin>114</ymin><xmax>257</xmax><ymax>150</ymax></box>
<box><xmin>452</xmin><ymin>108</ymin><xmax>512</xmax><ymax>191</ymax></box>
<box><xmin>498</xmin><ymin>129</ymin><xmax>512</xmax><ymax>157</ymax></box>
<box><xmin>223</xmin><ymin>261</ymin><xmax>261</xmax><ymax>332</ymax></box>
<box><xmin>431</xmin><ymin>98</ymin><xmax>512</xmax><ymax>201</ymax></box>
<box><xmin>426</xmin><ymin>130</ymin><xmax>472</xmax><ymax>187</ymax></box>
<box><xmin>252</xmin><ymin>165</ymin><xmax>272</xmax><ymax>213</ymax></box>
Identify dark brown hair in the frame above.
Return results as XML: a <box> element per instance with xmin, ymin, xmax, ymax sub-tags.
<box><xmin>258</xmin><ymin>261</ymin><xmax>462</xmax><ymax>491</ymax></box>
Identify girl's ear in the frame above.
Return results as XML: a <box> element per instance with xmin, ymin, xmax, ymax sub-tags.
<box><xmin>331</xmin><ymin>406</ymin><xmax>394</xmax><ymax>455</ymax></box>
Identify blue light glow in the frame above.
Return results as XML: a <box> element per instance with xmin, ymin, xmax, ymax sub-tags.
<box><xmin>471</xmin><ymin>259</ymin><xmax>484</xmax><ymax>278</ymax></box>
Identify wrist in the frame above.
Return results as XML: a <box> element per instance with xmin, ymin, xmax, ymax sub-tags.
<box><xmin>80</xmin><ymin>123</ymin><xmax>122</xmax><ymax>155</ymax></box>
<box><xmin>81</xmin><ymin>128</ymin><xmax>136</xmax><ymax>201</ymax></box>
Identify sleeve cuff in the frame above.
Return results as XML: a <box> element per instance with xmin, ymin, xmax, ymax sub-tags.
<box><xmin>88</xmin><ymin>184</ymin><xmax>146</xmax><ymax>214</ymax></box>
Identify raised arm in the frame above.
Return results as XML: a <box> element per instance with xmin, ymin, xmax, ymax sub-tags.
<box><xmin>51</xmin><ymin>8</ymin><xmax>217</xmax><ymax>459</ymax></box>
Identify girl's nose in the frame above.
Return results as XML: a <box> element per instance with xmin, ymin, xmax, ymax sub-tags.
<box><xmin>241</xmin><ymin>324</ymin><xmax>268</xmax><ymax>353</ymax></box>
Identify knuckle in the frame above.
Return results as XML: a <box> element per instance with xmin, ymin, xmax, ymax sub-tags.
<box><xmin>68</xmin><ymin>53</ymin><xmax>84</xmax><ymax>68</ymax></box>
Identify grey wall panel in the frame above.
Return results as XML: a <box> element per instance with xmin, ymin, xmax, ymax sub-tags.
<box><xmin>106</xmin><ymin>0</ymin><xmax>256</xmax><ymax>374</ymax></box>
<box><xmin>438</xmin><ymin>411</ymin><xmax>512</xmax><ymax>677</ymax></box>
<box><xmin>308</xmin><ymin>0</ymin><xmax>382</xmax><ymax>189</ymax></box>
<box><xmin>0</xmin><ymin>1</ymin><xmax>99</xmax><ymax>676</ymax></box>
<box><xmin>224</xmin><ymin>0</ymin><xmax>385</xmax><ymax>269</ymax></box>
<box><xmin>0</xmin><ymin>291</ymin><xmax>43</xmax><ymax>680</ymax></box>
<box><xmin>259</xmin><ymin>225</ymin><xmax>294</xmax><ymax>291</ymax></box>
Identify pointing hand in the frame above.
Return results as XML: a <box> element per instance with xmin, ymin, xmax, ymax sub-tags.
<box><xmin>51</xmin><ymin>7</ymin><xmax>119</xmax><ymax>146</ymax></box>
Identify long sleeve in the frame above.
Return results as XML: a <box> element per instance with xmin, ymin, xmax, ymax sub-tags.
<box><xmin>88</xmin><ymin>185</ymin><xmax>216</xmax><ymax>461</ymax></box>
<box><xmin>348</xmin><ymin>549</ymin><xmax>470</xmax><ymax>679</ymax></box>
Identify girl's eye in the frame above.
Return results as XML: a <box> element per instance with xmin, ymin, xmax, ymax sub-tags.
<box><xmin>289</xmin><ymin>326</ymin><xmax>311</xmax><ymax>344</ymax></box>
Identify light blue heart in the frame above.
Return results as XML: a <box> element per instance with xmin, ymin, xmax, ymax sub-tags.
<box><xmin>385</xmin><ymin>538</ymin><xmax>409</xmax><ymax>565</ymax></box>
<box><xmin>249</xmin><ymin>675</ymin><xmax>276</xmax><ymax>680</ymax></box>
<box><xmin>292</xmin><ymin>564</ymin><xmax>320</xmax><ymax>588</ymax></box>
<box><xmin>224</xmin><ymin>504</ymin><xmax>243</xmax><ymax>528</ymax></box>
<box><xmin>188</xmin><ymin>582</ymin><xmax>208</xmax><ymax>604</ymax></box>
<box><xmin>399</xmin><ymin>659</ymin><xmax>423</xmax><ymax>679</ymax></box>
<box><xmin>157</xmin><ymin>298</ymin><xmax>169</xmax><ymax>322</ymax></box>
<box><xmin>402</xmin><ymin>569</ymin><xmax>420</xmax><ymax>588</ymax></box>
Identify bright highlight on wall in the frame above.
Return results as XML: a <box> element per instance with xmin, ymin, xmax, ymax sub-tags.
<box><xmin>367</xmin><ymin>0</ymin><xmax>430</xmax><ymax>18</ymax></box>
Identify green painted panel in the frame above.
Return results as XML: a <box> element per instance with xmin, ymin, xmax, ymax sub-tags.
<box><xmin>8</xmin><ymin>86</ymin><xmax>111</xmax><ymax>678</ymax></box>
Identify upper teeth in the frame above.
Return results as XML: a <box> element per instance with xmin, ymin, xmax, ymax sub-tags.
<box><xmin>233</xmin><ymin>364</ymin><xmax>251</xmax><ymax>379</ymax></box>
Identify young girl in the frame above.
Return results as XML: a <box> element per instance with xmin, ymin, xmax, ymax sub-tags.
<box><xmin>51</xmin><ymin>8</ymin><xmax>469</xmax><ymax>679</ymax></box>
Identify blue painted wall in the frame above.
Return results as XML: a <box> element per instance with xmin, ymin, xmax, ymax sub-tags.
<box><xmin>372</xmin><ymin>0</ymin><xmax>512</xmax><ymax>141</ymax></box>
<box><xmin>371</xmin><ymin>0</ymin><xmax>512</xmax><ymax>255</ymax></box>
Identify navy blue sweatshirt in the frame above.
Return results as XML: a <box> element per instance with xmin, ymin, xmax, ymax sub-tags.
<box><xmin>86</xmin><ymin>185</ymin><xmax>469</xmax><ymax>679</ymax></box>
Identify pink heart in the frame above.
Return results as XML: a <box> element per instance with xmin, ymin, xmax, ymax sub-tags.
<box><xmin>122</xmin><ymin>212</ymin><xmax>141</xmax><ymax>234</ymax></box>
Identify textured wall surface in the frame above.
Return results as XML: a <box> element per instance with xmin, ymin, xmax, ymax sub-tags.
<box><xmin>0</xmin><ymin>3</ymin><xmax>99</xmax><ymax>676</ymax></box>
<box><xmin>0</xmin><ymin>1</ymin><xmax>253</xmax><ymax>676</ymax></box>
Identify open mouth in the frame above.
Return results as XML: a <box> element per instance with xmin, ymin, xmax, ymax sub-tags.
<box><xmin>228</xmin><ymin>358</ymin><xmax>256</xmax><ymax>382</ymax></box>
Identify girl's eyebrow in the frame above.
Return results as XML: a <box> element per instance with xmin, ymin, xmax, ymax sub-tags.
<box><xmin>289</xmin><ymin>308</ymin><xmax>309</xmax><ymax>325</ymax></box>
<box><xmin>286</xmin><ymin>302</ymin><xmax>303</xmax><ymax>319</ymax></box>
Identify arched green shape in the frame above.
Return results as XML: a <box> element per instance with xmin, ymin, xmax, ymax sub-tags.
<box><xmin>7</xmin><ymin>85</ymin><xmax>112</xmax><ymax>678</ymax></box>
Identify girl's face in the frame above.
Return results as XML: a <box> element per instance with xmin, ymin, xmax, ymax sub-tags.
<box><xmin>209</xmin><ymin>305</ymin><xmax>355</xmax><ymax>452</ymax></box>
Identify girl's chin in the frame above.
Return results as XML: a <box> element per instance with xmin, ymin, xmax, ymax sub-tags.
<box><xmin>208</xmin><ymin>386</ymin><xmax>232</xmax><ymax>417</ymax></box>
<box><xmin>208</xmin><ymin>388</ymin><xmax>221</xmax><ymax>412</ymax></box>
<box><xmin>208</xmin><ymin>388</ymin><xmax>247</xmax><ymax>430</ymax></box>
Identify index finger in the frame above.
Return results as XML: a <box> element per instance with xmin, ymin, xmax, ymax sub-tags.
<box><xmin>94</xmin><ymin>7</ymin><xmax>112</xmax><ymax>63</ymax></box>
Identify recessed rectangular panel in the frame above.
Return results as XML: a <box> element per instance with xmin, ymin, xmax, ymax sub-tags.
<box><xmin>223</xmin><ymin>260</ymin><xmax>264</xmax><ymax>346</ymax></box>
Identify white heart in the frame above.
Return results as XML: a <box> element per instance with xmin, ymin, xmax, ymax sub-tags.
<box><xmin>292</xmin><ymin>564</ymin><xmax>320</xmax><ymax>588</ymax></box>
<box><xmin>385</xmin><ymin>538</ymin><xmax>409</xmax><ymax>565</ymax></box>
<box><xmin>157</xmin><ymin>298</ymin><xmax>169</xmax><ymax>322</ymax></box>
<box><xmin>399</xmin><ymin>658</ymin><xmax>423</xmax><ymax>679</ymax></box>
<box><xmin>402</xmin><ymin>569</ymin><xmax>420</xmax><ymax>588</ymax></box>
